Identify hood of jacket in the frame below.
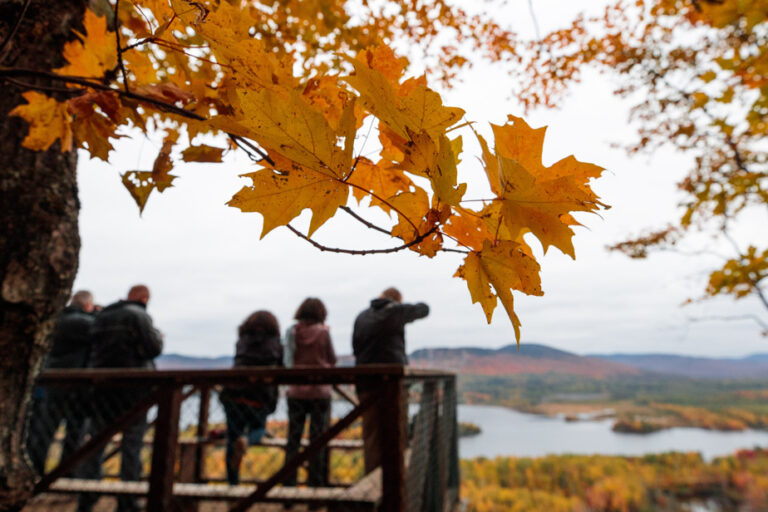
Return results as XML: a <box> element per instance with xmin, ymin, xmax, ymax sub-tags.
<box><xmin>369</xmin><ymin>298</ymin><xmax>393</xmax><ymax>310</ymax></box>
<box><xmin>293</xmin><ymin>321</ymin><xmax>329</xmax><ymax>348</ymax></box>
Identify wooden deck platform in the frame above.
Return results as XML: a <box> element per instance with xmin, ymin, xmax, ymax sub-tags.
<box><xmin>48</xmin><ymin>477</ymin><xmax>380</xmax><ymax>509</ymax></box>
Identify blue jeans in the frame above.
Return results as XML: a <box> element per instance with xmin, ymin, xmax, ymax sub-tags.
<box><xmin>222</xmin><ymin>398</ymin><xmax>268</xmax><ymax>485</ymax></box>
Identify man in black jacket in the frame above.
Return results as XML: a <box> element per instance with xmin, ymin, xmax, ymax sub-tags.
<box><xmin>27</xmin><ymin>290</ymin><xmax>95</xmax><ymax>474</ymax></box>
<box><xmin>352</xmin><ymin>287</ymin><xmax>429</xmax><ymax>474</ymax></box>
<box><xmin>78</xmin><ymin>284</ymin><xmax>163</xmax><ymax>512</ymax></box>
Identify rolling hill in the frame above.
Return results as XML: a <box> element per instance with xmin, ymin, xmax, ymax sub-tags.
<box><xmin>409</xmin><ymin>344</ymin><xmax>642</xmax><ymax>378</ymax></box>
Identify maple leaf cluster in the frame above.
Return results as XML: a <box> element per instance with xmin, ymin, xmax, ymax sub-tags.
<box><xmin>6</xmin><ymin>1</ymin><xmax>607</xmax><ymax>341</ymax></box>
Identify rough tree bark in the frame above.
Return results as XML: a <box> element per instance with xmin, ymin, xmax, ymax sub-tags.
<box><xmin>0</xmin><ymin>1</ymin><xmax>85</xmax><ymax>509</ymax></box>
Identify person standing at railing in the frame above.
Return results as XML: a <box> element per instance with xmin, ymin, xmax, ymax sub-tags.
<box><xmin>219</xmin><ymin>310</ymin><xmax>283</xmax><ymax>485</ymax></box>
<box><xmin>352</xmin><ymin>287</ymin><xmax>429</xmax><ymax>474</ymax></box>
<box><xmin>77</xmin><ymin>284</ymin><xmax>163</xmax><ymax>512</ymax></box>
<box><xmin>27</xmin><ymin>290</ymin><xmax>96</xmax><ymax>475</ymax></box>
<box><xmin>283</xmin><ymin>298</ymin><xmax>337</xmax><ymax>487</ymax></box>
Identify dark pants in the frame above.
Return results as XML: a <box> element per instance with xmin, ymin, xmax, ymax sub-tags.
<box><xmin>26</xmin><ymin>387</ymin><xmax>88</xmax><ymax>475</ymax></box>
<box><xmin>222</xmin><ymin>398</ymin><xmax>269</xmax><ymax>485</ymax></box>
<box><xmin>284</xmin><ymin>398</ymin><xmax>330</xmax><ymax>486</ymax></box>
<box><xmin>77</xmin><ymin>390</ymin><xmax>149</xmax><ymax>512</ymax></box>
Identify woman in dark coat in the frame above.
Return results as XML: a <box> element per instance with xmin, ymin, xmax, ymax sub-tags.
<box><xmin>283</xmin><ymin>298</ymin><xmax>337</xmax><ymax>486</ymax></box>
<box><xmin>220</xmin><ymin>310</ymin><xmax>283</xmax><ymax>485</ymax></box>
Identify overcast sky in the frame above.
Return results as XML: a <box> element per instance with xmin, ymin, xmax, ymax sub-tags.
<box><xmin>71</xmin><ymin>0</ymin><xmax>767</xmax><ymax>359</ymax></box>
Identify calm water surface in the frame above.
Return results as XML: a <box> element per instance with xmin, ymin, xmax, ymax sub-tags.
<box><xmin>457</xmin><ymin>404</ymin><xmax>768</xmax><ymax>460</ymax></box>
<box><xmin>185</xmin><ymin>396</ymin><xmax>768</xmax><ymax>460</ymax></box>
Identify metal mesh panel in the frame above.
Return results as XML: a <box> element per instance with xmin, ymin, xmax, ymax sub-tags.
<box><xmin>404</xmin><ymin>377</ymin><xmax>460</xmax><ymax>512</ymax></box>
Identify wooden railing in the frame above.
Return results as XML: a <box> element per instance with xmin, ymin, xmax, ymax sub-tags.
<box><xmin>31</xmin><ymin>366</ymin><xmax>459</xmax><ymax>511</ymax></box>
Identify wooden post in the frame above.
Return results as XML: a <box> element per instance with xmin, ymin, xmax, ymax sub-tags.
<box><xmin>379</xmin><ymin>377</ymin><xmax>406</xmax><ymax>512</ymax></box>
<box><xmin>195</xmin><ymin>385</ymin><xmax>210</xmax><ymax>482</ymax></box>
<box><xmin>146</xmin><ymin>384</ymin><xmax>182</xmax><ymax>512</ymax></box>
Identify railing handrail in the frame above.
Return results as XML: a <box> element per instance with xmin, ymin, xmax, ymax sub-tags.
<box><xmin>37</xmin><ymin>365</ymin><xmax>456</xmax><ymax>386</ymax></box>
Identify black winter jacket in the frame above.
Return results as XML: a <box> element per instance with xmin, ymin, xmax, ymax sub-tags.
<box><xmin>45</xmin><ymin>306</ymin><xmax>95</xmax><ymax>369</ymax></box>
<box><xmin>223</xmin><ymin>331</ymin><xmax>283</xmax><ymax>412</ymax></box>
<box><xmin>352</xmin><ymin>298</ymin><xmax>429</xmax><ymax>366</ymax></box>
<box><xmin>88</xmin><ymin>300</ymin><xmax>163</xmax><ymax>369</ymax></box>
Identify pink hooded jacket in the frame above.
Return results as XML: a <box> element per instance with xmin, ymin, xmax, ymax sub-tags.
<box><xmin>286</xmin><ymin>322</ymin><xmax>337</xmax><ymax>400</ymax></box>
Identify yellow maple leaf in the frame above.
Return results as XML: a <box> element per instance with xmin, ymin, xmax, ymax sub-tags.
<box><xmin>228</xmin><ymin>153</ymin><xmax>349</xmax><ymax>238</ymax></box>
<box><xmin>443</xmin><ymin>209</ymin><xmax>492</xmax><ymax>252</ymax></box>
<box><xmin>181</xmin><ymin>144</ymin><xmax>225</xmax><ymax>163</ymax></box>
<box><xmin>67</xmin><ymin>91</ymin><xmax>123</xmax><ymax>161</ymax></box>
<box><xmin>121</xmin><ymin>170</ymin><xmax>174</xmax><ymax>214</ymax></box>
<box><xmin>214</xmin><ymin>88</ymin><xmax>354</xmax><ymax>180</ymax></box>
<box><xmin>454</xmin><ymin>240</ymin><xmax>543</xmax><ymax>342</ymax></box>
<box><xmin>347</xmin><ymin>158</ymin><xmax>413</xmax><ymax>213</ymax></box>
<box><xmin>55</xmin><ymin>9</ymin><xmax>117</xmax><ymax>79</ymax></box>
<box><xmin>9</xmin><ymin>92</ymin><xmax>73</xmax><ymax>152</ymax></box>
<box><xmin>345</xmin><ymin>55</ymin><xmax>464</xmax><ymax>144</ymax></box>
<box><xmin>389</xmin><ymin>189</ymin><xmax>450</xmax><ymax>257</ymax></box>
<box><xmin>152</xmin><ymin>130</ymin><xmax>179</xmax><ymax>192</ymax></box>
<box><xmin>479</xmin><ymin>117</ymin><xmax>606</xmax><ymax>257</ymax></box>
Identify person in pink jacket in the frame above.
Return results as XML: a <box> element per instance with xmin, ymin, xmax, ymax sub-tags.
<box><xmin>283</xmin><ymin>298</ymin><xmax>337</xmax><ymax>486</ymax></box>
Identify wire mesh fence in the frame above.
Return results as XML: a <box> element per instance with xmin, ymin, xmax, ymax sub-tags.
<box><xmin>27</xmin><ymin>367</ymin><xmax>458</xmax><ymax>511</ymax></box>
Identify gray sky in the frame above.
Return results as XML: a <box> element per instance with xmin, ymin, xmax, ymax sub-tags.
<box><xmin>71</xmin><ymin>0</ymin><xmax>767</xmax><ymax>359</ymax></box>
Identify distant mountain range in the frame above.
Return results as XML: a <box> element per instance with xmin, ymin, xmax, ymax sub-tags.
<box><xmin>156</xmin><ymin>344</ymin><xmax>768</xmax><ymax>380</ymax></box>
<box><xmin>590</xmin><ymin>353</ymin><xmax>768</xmax><ymax>379</ymax></box>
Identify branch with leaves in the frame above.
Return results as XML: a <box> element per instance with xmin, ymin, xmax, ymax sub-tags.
<box><xmin>3</xmin><ymin>1</ymin><xmax>607</xmax><ymax>342</ymax></box>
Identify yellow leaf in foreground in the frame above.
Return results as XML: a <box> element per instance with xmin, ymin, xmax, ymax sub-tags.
<box><xmin>227</xmin><ymin>154</ymin><xmax>349</xmax><ymax>238</ymax></box>
<box><xmin>55</xmin><ymin>9</ymin><xmax>116</xmax><ymax>79</ymax></box>
<box><xmin>454</xmin><ymin>240</ymin><xmax>543</xmax><ymax>342</ymax></box>
<box><xmin>216</xmin><ymin>88</ymin><xmax>353</xmax><ymax>179</ymax></box>
<box><xmin>480</xmin><ymin>117</ymin><xmax>606</xmax><ymax>257</ymax></box>
<box><xmin>181</xmin><ymin>144</ymin><xmax>225</xmax><ymax>163</ymax></box>
<box><xmin>9</xmin><ymin>92</ymin><xmax>72</xmax><ymax>152</ymax></box>
<box><xmin>347</xmin><ymin>158</ymin><xmax>413</xmax><ymax>213</ymax></box>
<box><xmin>121</xmin><ymin>171</ymin><xmax>175</xmax><ymax>214</ymax></box>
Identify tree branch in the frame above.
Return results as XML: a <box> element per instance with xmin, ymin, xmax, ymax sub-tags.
<box><xmin>339</xmin><ymin>206</ymin><xmax>391</xmax><ymax>235</ymax></box>
<box><xmin>286</xmin><ymin>224</ymin><xmax>438</xmax><ymax>255</ymax></box>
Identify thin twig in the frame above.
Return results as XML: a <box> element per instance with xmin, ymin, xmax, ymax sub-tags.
<box><xmin>286</xmin><ymin>224</ymin><xmax>438</xmax><ymax>255</ymax></box>
<box><xmin>0</xmin><ymin>0</ymin><xmax>33</xmax><ymax>64</ymax></box>
<box><xmin>339</xmin><ymin>206</ymin><xmax>390</xmax><ymax>235</ymax></box>
<box><xmin>113</xmin><ymin>0</ymin><xmax>129</xmax><ymax>92</ymax></box>
<box><xmin>3</xmin><ymin>76</ymin><xmax>84</xmax><ymax>94</ymax></box>
<box><xmin>345</xmin><ymin>116</ymin><xmax>375</xmax><ymax>183</ymax></box>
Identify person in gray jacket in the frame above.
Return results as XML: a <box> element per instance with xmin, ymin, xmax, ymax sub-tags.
<box><xmin>78</xmin><ymin>284</ymin><xmax>163</xmax><ymax>512</ymax></box>
<box><xmin>352</xmin><ymin>287</ymin><xmax>428</xmax><ymax>474</ymax></box>
<box><xmin>27</xmin><ymin>290</ymin><xmax>95</xmax><ymax>475</ymax></box>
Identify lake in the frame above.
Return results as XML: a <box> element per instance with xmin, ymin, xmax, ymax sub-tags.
<box><xmin>188</xmin><ymin>396</ymin><xmax>768</xmax><ymax>460</ymax></box>
<box><xmin>457</xmin><ymin>404</ymin><xmax>768</xmax><ymax>460</ymax></box>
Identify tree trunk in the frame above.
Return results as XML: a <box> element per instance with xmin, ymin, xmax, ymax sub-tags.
<box><xmin>0</xmin><ymin>1</ymin><xmax>85</xmax><ymax>509</ymax></box>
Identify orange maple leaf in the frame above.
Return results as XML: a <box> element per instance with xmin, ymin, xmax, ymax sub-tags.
<box><xmin>9</xmin><ymin>92</ymin><xmax>73</xmax><ymax>152</ymax></box>
<box><xmin>454</xmin><ymin>240</ymin><xmax>543</xmax><ymax>342</ymax></box>
<box><xmin>55</xmin><ymin>9</ymin><xmax>117</xmax><ymax>79</ymax></box>
<box><xmin>227</xmin><ymin>152</ymin><xmax>349</xmax><ymax>238</ymax></box>
<box><xmin>478</xmin><ymin>116</ymin><xmax>606</xmax><ymax>257</ymax></box>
